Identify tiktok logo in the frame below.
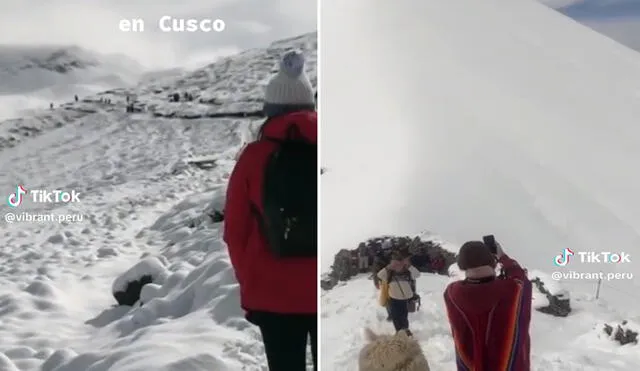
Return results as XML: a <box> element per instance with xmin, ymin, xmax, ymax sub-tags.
<box><xmin>7</xmin><ymin>185</ymin><xmax>27</xmax><ymax>208</ymax></box>
<box><xmin>553</xmin><ymin>248</ymin><xmax>574</xmax><ymax>267</ymax></box>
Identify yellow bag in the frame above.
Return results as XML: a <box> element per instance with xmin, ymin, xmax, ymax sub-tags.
<box><xmin>378</xmin><ymin>281</ymin><xmax>390</xmax><ymax>307</ymax></box>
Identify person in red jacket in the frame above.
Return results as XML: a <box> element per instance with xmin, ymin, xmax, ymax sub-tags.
<box><xmin>224</xmin><ymin>50</ymin><xmax>317</xmax><ymax>371</ymax></box>
<box><xmin>444</xmin><ymin>240</ymin><xmax>532</xmax><ymax>371</ymax></box>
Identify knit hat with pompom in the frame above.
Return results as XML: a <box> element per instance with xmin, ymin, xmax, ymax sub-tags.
<box><xmin>263</xmin><ymin>50</ymin><xmax>315</xmax><ymax>118</ymax></box>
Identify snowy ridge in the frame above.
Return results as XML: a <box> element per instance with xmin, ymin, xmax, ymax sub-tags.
<box><xmin>0</xmin><ymin>45</ymin><xmax>145</xmax><ymax>121</ymax></box>
<box><xmin>0</xmin><ymin>45</ymin><xmax>143</xmax><ymax>93</ymax></box>
<box><xmin>0</xmin><ymin>32</ymin><xmax>316</xmax><ymax>370</ymax></box>
<box><xmin>0</xmin><ymin>33</ymin><xmax>317</xmax><ymax>151</ymax></box>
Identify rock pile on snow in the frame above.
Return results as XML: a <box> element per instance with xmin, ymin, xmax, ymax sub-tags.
<box><xmin>603</xmin><ymin>320</ymin><xmax>639</xmax><ymax>346</ymax></box>
<box><xmin>530</xmin><ymin>272</ymin><xmax>572</xmax><ymax>317</ymax></box>
<box><xmin>111</xmin><ymin>257</ymin><xmax>169</xmax><ymax>306</ymax></box>
<box><xmin>322</xmin><ymin>235</ymin><xmax>455</xmax><ymax>290</ymax></box>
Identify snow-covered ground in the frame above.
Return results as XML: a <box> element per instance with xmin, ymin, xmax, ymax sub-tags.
<box><xmin>0</xmin><ymin>32</ymin><xmax>316</xmax><ymax>371</ymax></box>
<box><xmin>322</xmin><ymin>273</ymin><xmax>640</xmax><ymax>370</ymax></box>
<box><xmin>321</xmin><ymin>0</ymin><xmax>640</xmax><ymax>369</ymax></box>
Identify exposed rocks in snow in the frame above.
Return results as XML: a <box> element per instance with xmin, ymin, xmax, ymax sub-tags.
<box><xmin>46</xmin><ymin>233</ymin><xmax>65</xmax><ymax>244</ymax></box>
<box><xmin>97</xmin><ymin>246</ymin><xmax>119</xmax><ymax>258</ymax></box>
<box><xmin>112</xmin><ymin>257</ymin><xmax>169</xmax><ymax>306</ymax></box>
<box><xmin>322</xmin><ymin>235</ymin><xmax>455</xmax><ymax>290</ymax></box>
<box><xmin>603</xmin><ymin>321</ymin><xmax>639</xmax><ymax>346</ymax></box>
<box><xmin>531</xmin><ymin>276</ymin><xmax>571</xmax><ymax>317</ymax></box>
<box><xmin>151</xmin><ymin>109</ymin><xmax>264</xmax><ymax>120</ymax></box>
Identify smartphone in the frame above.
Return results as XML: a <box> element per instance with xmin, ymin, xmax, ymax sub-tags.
<box><xmin>483</xmin><ymin>235</ymin><xmax>498</xmax><ymax>254</ymax></box>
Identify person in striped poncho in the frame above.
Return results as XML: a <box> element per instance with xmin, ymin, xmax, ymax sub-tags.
<box><xmin>444</xmin><ymin>240</ymin><xmax>532</xmax><ymax>371</ymax></box>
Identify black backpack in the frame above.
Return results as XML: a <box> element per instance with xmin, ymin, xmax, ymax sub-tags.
<box><xmin>253</xmin><ymin>124</ymin><xmax>317</xmax><ymax>258</ymax></box>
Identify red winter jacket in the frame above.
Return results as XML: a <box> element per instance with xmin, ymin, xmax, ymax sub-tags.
<box><xmin>444</xmin><ymin>255</ymin><xmax>532</xmax><ymax>371</ymax></box>
<box><xmin>223</xmin><ymin>111</ymin><xmax>317</xmax><ymax>314</ymax></box>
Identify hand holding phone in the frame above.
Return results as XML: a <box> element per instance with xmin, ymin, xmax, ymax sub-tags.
<box><xmin>483</xmin><ymin>235</ymin><xmax>498</xmax><ymax>254</ymax></box>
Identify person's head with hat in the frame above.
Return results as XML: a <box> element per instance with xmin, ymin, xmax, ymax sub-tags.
<box><xmin>457</xmin><ymin>240</ymin><xmax>502</xmax><ymax>279</ymax></box>
<box><xmin>388</xmin><ymin>250</ymin><xmax>411</xmax><ymax>271</ymax></box>
<box><xmin>263</xmin><ymin>50</ymin><xmax>315</xmax><ymax>119</ymax></box>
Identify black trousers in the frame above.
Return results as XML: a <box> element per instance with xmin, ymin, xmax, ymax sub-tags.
<box><xmin>247</xmin><ymin>311</ymin><xmax>317</xmax><ymax>371</ymax></box>
<box><xmin>388</xmin><ymin>298</ymin><xmax>410</xmax><ymax>332</ymax></box>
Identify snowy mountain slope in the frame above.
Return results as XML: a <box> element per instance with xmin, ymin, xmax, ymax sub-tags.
<box><xmin>0</xmin><ymin>32</ymin><xmax>316</xmax><ymax>371</ymax></box>
<box><xmin>0</xmin><ymin>45</ymin><xmax>144</xmax><ymax>121</ymax></box>
<box><xmin>321</xmin><ymin>0</ymin><xmax>640</xmax><ymax>368</ymax></box>
<box><xmin>0</xmin><ymin>33</ymin><xmax>317</xmax><ymax>152</ymax></box>
<box><xmin>322</xmin><ymin>0</ymin><xmax>640</xmax><ymax>296</ymax></box>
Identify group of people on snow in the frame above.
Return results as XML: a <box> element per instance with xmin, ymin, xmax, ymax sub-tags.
<box><xmin>168</xmin><ymin>92</ymin><xmax>195</xmax><ymax>102</ymax></box>
<box><xmin>375</xmin><ymin>238</ymin><xmax>532</xmax><ymax>370</ymax></box>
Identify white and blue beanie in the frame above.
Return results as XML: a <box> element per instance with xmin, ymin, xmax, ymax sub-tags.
<box><xmin>263</xmin><ymin>50</ymin><xmax>315</xmax><ymax>118</ymax></box>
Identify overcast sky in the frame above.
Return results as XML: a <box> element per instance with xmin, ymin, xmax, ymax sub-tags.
<box><xmin>0</xmin><ymin>0</ymin><xmax>317</xmax><ymax>70</ymax></box>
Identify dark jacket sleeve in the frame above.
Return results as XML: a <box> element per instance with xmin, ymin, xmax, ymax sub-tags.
<box><xmin>223</xmin><ymin>145</ymin><xmax>253</xmax><ymax>284</ymax></box>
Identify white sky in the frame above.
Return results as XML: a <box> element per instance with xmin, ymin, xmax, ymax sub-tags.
<box><xmin>0</xmin><ymin>0</ymin><xmax>317</xmax><ymax>69</ymax></box>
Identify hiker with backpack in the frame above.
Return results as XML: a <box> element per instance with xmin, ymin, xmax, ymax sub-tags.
<box><xmin>224</xmin><ymin>50</ymin><xmax>317</xmax><ymax>371</ymax></box>
<box><xmin>377</xmin><ymin>251</ymin><xmax>421</xmax><ymax>336</ymax></box>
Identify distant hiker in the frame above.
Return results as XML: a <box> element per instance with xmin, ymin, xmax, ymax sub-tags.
<box><xmin>377</xmin><ymin>251</ymin><xmax>420</xmax><ymax>335</ymax></box>
<box><xmin>443</xmin><ymin>240</ymin><xmax>532</xmax><ymax>371</ymax></box>
<box><xmin>224</xmin><ymin>49</ymin><xmax>317</xmax><ymax>371</ymax></box>
<box><xmin>126</xmin><ymin>96</ymin><xmax>130</xmax><ymax>103</ymax></box>
<box><xmin>49</xmin><ymin>103</ymin><xmax>53</xmax><ymax>110</ymax></box>
<box><xmin>358</xmin><ymin>243</ymin><xmax>369</xmax><ymax>272</ymax></box>
<box><xmin>74</xmin><ymin>95</ymin><xmax>78</xmax><ymax>102</ymax></box>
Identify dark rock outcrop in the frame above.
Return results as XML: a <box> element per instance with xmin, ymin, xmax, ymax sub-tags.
<box><xmin>604</xmin><ymin>321</ymin><xmax>639</xmax><ymax>346</ymax></box>
<box><xmin>113</xmin><ymin>274</ymin><xmax>153</xmax><ymax>306</ymax></box>
<box><xmin>323</xmin><ymin>235</ymin><xmax>455</xmax><ymax>290</ymax></box>
<box><xmin>531</xmin><ymin>277</ymin><xmax>571</xmax><ymax>317</ymax></box>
